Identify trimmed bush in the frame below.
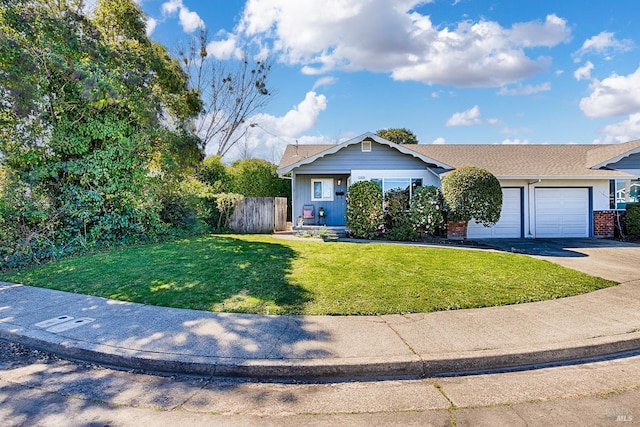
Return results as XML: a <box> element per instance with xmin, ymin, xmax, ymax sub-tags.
<box><xmin>626</xmin><ymin>203</ymin><xmax>640</xmax><ymax>237</ymax></box>
<box><xmin>346</xmin><ymin>181</ymin><xmax>384</xmax><ymax>239</ymax></box>
<box><xmin>441</xmin><ymin>166</ymin><xmax>502</xmax><ymax>226</ymax></box>
<box><xmin>410</xmin><ymin>185</ymin><xmax>446</xmax><ymax>236</ymax></box>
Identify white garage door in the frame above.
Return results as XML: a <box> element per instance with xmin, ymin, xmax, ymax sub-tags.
<box><xmin>535</xmin><ymin>188</ymin><xmax>589</xmax><ymax>238</ymax></box>
<box><xmin>467</xmin><ymin>188</ymin><xmax>523</xmax><ymax>238</ymax></box>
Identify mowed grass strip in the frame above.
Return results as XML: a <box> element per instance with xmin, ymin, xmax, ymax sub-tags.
<box><xmin>2</xmin><ymin>235</ymin><xmax>615</xmax><ymax>315</ymax></box>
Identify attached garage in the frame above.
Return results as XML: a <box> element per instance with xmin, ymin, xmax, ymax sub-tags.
<box><xmin>534</xmin><ymin>188</ymin><xmax>590</xmax><ymax>238</ymax></box>
<box><xmin>467</xmin><ymin>188</ymin><xmax>523</xmax><ymax>238</ymax></box>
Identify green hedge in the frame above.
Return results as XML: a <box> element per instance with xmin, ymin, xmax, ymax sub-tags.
<box><xmin>626</xmin><ymin>203</ymin><xmax>640</xmax><ymax>237</ymax></box>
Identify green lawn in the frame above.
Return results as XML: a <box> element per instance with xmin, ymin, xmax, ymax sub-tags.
<box><xmin>1</xmin><ymin>235</ymin><xmax>615</xmax><ymax>315</ymax></box>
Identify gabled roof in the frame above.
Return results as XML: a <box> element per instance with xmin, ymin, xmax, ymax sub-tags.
<box><xmin>278</xmin><ymin>132</ymin><xmax>639</xmax><ymax>179</ymax></box>
<box><xmin>277</xmin><ymin>132</ymin><xmax>454</xmax><ymax>175</ymax></box>
<box><xmin>586</xmin><ymin>139</ymin><xmax>640</xmax><ymax>169</ymax></box>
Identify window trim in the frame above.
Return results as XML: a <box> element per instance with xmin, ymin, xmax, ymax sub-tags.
<box><xmin>362</xmin><ymin>140</ymin><xmax>372</xmax><ymax>152</ymax></box>
<box><xmin>311</xmin><ymin>178</ymin><xmax>334</xmax><ymax>201</ymax></box>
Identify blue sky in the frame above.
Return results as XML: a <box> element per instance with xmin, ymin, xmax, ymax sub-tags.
<box><xmin>136</xmin><ymin>0</ymin><xmax>640</xmax><ymax>161</ymax></box>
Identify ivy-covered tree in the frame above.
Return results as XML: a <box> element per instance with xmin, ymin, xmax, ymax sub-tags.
<box><xmin>0</xmin><ymin>0</ymin><xmax>202</xmax><ymax>267</ymax></box>
<box><xmin>441</xmin><ymin>166</ymin><xmax>502</xmax><ymax>234</ymax></box>
<box><xmin>376</xmin><ymin>128</ymin><xmax>418</xmax><ymax>144</ymax></box>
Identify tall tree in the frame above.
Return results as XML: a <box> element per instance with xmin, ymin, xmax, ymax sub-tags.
<box><xmin>0</xmin><ymin>0</ymin><xmax>203</xmax><ymax>266</ymax></box>
<box><xmin>376</xmin><ymin>128</ymin><xmax>419</xmax><ymax>144</ymax></box>
<box><xmin>179</xmin><ymin>29</ymin><xmax>272</xmax><ymax>158</ymax></box>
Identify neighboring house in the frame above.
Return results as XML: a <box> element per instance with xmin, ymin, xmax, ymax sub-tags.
<box><xmin>277</xmin><ymin>132</ymin><xmax>640</xmax><ymax>238</ymax></box>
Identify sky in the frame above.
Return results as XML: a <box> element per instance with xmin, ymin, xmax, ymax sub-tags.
<box><xmin>134</xmin><ymin>0</ymin><xmax>640</xmax><ymax>162</ymax></box>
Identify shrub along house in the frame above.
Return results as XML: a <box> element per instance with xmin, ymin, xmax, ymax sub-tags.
<box><xmin>277</xmin><ymin>132</ymin><xmax>640</xmax><ymax>238</ymax></box>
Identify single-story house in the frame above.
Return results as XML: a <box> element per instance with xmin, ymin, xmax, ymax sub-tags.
<box><xmin>276</xmin><ymin>132</ymin><xmax>640</xmax><ymax>238</ymax></box>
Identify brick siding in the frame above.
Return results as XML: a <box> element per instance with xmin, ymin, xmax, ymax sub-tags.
<box><xmin>594</xmin><ymin>210</ymin><xmax>615</xmax><ymax>237</ymax></box>
<box><xmin>447</xmin><ymin>220</ymin><xmax>468</xmax><ymax>240</ymax></box>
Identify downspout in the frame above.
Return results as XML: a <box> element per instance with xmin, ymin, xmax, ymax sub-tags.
<box><xmin>527</xmin><ymin>179</ymin><xmax>541</xmax><ymax>237</ymax></box>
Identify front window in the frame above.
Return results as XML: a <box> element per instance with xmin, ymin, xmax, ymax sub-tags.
<box><xmin>312</xmin><ymin>179</ymin><xmax>334</xmax><ymax>201</ymax></box>
<box><xmin>371</xmin><ymin>178</ymin><xmax>423</xmax><ymax>210</ymax></box>
<box><xmin>614</xmin><ymin>179</ymin><xmax>640</xmax><ymax>208</ymax></box>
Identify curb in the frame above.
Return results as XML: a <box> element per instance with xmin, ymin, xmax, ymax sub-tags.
<box><xmin>3</xmin><ymin>324</ymin><xmax>640</xmax><ymax>381</ymax></box>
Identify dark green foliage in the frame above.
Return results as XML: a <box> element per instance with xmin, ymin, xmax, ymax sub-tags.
<box><xmin>626</xmin><ymin>204</ymin><xmax>640</xmax><ymax>237</ymax></box>
<box><xmin>410</xmin><ymin>185</ymin><xmax>446</xmax><ymax>236</ymax></box>
<box><xmin>441</xmin><ymin>166</ymin><xmax>503</xmax><ymax>226</ymax></box>
<box><xmin>198</xmin><ymin>156</ymin><xmax>230</xmax><ymax>193</ymax></box>
<box><xmin>228</xmin><ymin>158</ymin><xmax>290</xmax><ymax>197</ymax></box>
<box><xmin>376</xmin><ymin>128</ymin><xmax>419</xmax><ymax>144</ymax></box>
<box><xmin>346</xmin><ymin>181</ymin><xmax>384</xmax><ymax>239</ymax></box>
<box><xmin>0</xmin><ymin>0</ymin><xmax>203</xmax><ymax>269</ymax></box>
<box><xmin>383</xmin><ymin>187</ymin><xmax>419</xmax><ymax>241</ymax></box>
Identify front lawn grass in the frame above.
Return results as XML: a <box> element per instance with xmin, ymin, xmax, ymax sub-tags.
<box><xmin>2</xmin><ymin>235</ymin><xmax>616</xmax><ymax>315</ymax></box>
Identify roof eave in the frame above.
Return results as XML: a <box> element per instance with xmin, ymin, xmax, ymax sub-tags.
<box><xmin>589</xmin><ymin>146</ymin><xmax>640</xmax><ymax>169</ymax></box>
<box><xmin>278</xmin><ymin>132</ymin><xmax>455</xmax><ymax>174</ymax></box>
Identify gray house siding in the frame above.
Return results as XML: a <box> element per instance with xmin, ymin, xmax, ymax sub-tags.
<box><xmin>294</xmin><ymin>143</ymin><xmax>431</xmax><ymax>174</ymax></box>
<box><xmin>292</xmin><ymin>143</ymin><xmax>440</xmax><ymax>226</ymax></box>
<box><xmin>607</xmin><ymin>152</ymin><xmax>640</xmax><ymax>175</ymax></box>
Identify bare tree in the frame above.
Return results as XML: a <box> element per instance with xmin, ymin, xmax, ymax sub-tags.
<box><xmin>179</xmin><ymin>29</ymin><xmax>272</xmax><ymax>158</ymax></box>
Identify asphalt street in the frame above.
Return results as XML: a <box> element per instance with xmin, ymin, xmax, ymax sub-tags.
<box><xmin>1</xmin><ymin>340</ymin><xmax>638</xmax><ymax>426</ymax></box>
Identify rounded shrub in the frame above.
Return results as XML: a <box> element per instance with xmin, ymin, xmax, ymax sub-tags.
<box><xmin>626</xmin><ymin>203</ymin><xmax>640</xmax><ymax>237</ymax></box>
<box><xmin>346</xmin><ymin>180</ymin><xmax>384</xmax><ymax>239</ymax></box>
<box><xmin>441</xmin><ymin>166</ymin><xmax>502</xmax><ymax>226</ymax></box>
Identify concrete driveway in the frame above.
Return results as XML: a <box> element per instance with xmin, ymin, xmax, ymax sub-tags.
<box><xmin>475</xmin><ymin>238</ymin><xmax>640</xmax><ymax>283</ymax></box>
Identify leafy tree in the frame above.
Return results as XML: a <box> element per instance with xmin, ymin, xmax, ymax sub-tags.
<box><xmin>346</xmin><ymin>181</ymin><xmax>384</xmax><ymax>239</ymax></box>
<box><xmin>376</xmin><ymin>128</ymin><xmax>418</xmax><ymax>144</ymax></box>
<box><xmin>0</xmin><ymin>0</ymin><xmax>203</xmax><ymax>267</ymax></box>
<box><xmin>227</xmin><ymin>158</ymin><xmax>290</xmax><ymax>197</ymax></box>
<box><xmin>441</xmin><ymin>166</ymin><xmax>502</xmax><ymax>231</ymax></box>
<box><xmin>198</xmin><ymin>155</ymin><xmax>230</xmax><ymax>193</ymax></box>
<box><xmin>179</xmin><ymin>29</ymin><xmax>272</xmax><ymax>158</ymax></box>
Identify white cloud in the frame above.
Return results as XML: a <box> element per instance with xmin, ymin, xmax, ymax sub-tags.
<box><xmin>574</xmin><ymin>61</ymin><xmax>594</xmax><ymax>81</ymax></box>
<box><xmin>579</xmin><ymin>67</ymin><xmax>640</xmax><ymax>118</ymax></box>
<box><xmin>161</xmin><ymin>0</ymin><xmax>181</xmax><ymax>15</ymax></box>
<box><xmin>498</xmin><ymin>82</ymin><xmax>551</xmax><ymax>95</ymax></box>
<box><xmin>445</xmin><ymin>106</ymin><xmax>499</xmax><ymax>127</ymax></box>
<box><xmin>500</xmin><ymin>138</ymin><xmax>529</xmax><ymax>144</ymax></box>
<box><xmin>220</xmin><ymin>91</ymin><xmax>329</xmax><ymax>161</ymax></box>
<box><xmin>573</xmin><ymin>31</ymin><xmax>633</xmax><ymax>62</ymax></box>
<box><xmin>236</xmin><ymin>1</ymin><xmax>569</xmax><ymax>87</ymax></box>
<box><xmin>599</xmin><ymin>113</ymin><xmax>640</xmax><ymax>143</ymax></box>
<box><xmin>312</xmin><ymin>76</ymin><xmax>338</xmax><ymax>90</ymax></box>
<box><xmin>272</xmin><ymin>91</ymin><xmax>328</xmax><ymax>137</ymax></box>
<box><xmin>432</xmin><ymin>137</ymin><xmax>446</xmax><ymax>144</ymax></box>
<box><xmin>179</xmin><ymin>8</ymin><xmax>204</xmax><ymax>33</ymax></box>
<box><xmin>161</xmin><ymin>0</ymin><xmax>204</xmax><ymax>33</ymax></box>
<box><xmin>206</xmin><ymin>32</ymin><xmax>241</xmax><ymax>60</ymax></box>
<box><xmin>145</xmin><ymin>17</ymin><xmax>157</xmax><ymax>36</ymax></box>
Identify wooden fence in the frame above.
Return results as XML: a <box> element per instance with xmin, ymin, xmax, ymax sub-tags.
<box><xmin>229</xmin><ymin>197</ymin><xmax>288</xmax><ymax>233</ymax></box>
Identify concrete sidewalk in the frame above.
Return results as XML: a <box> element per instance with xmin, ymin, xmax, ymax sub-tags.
<box><xmin>2</xmin><ymin>278</ymin><xmax>640</xmax><ymax>380</ymax></box>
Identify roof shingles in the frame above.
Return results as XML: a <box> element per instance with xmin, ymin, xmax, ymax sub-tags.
<box><xmin>278</xmin><ymin>136</ymin><xmax>639</xmax><ymax>179</ymax></box>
